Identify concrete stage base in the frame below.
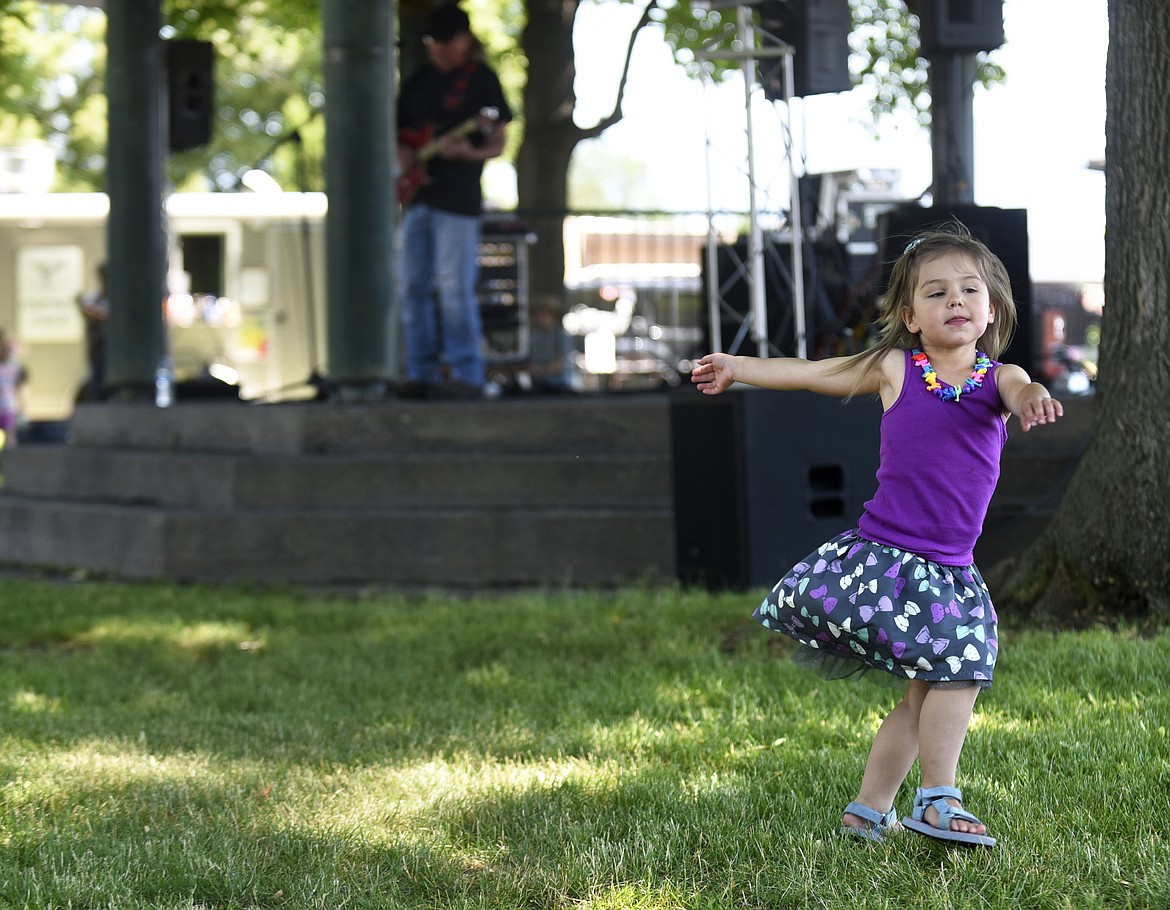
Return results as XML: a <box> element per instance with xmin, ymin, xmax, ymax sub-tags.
<box><xmin>0</xmin><ymin>396</ymin><xmax>676</xmax><ymax>588</ymax></box>
<box><xmin>0</xmin><ymin>392</ymin><xmax>1093</xmax><ymax>590</ymax></box>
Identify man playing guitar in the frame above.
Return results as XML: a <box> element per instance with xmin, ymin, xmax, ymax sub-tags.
<box><xmin>397</xmin><ymin>106</ymin><xmax>500</xmax><ymax>206</ymax></box>
<box><xmin>395</xmin><ymin>4</ymin><xmax>513</xmax><ymax>399</ymax></box>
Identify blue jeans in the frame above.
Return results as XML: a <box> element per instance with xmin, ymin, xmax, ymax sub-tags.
<box><xmin>398</xmin><ymin>203</ymin><xmax>485</xmax><ymax>387</ymax></box>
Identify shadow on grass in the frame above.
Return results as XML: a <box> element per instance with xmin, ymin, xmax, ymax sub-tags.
<box><xmin>4</xmin><ymin>582</ymin><xmax>1169</xmax><ymax>908</ymax></box>
<box><xmin>0</xmin><ymin>585</ymin><xmax>849</xmax><ymax>771</ymax></box>
<box><xmin>0</xmin><ymin>772</ymin><xmax>492</xmax><ymax>908</ymax></box>
<box><xmin>1</xmin><ymin>746</ymin><xmax>855</xmax><ymax>909</ymax></box>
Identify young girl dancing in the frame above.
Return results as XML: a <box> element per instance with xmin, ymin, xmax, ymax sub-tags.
<box><xmin>691</xmin><ymin>225</ymin><xmax>1063</xmax><ymax>848</ymax></box>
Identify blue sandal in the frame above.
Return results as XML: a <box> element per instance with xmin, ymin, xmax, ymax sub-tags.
<box><xmin>901</xmin><ymin>786</ymin><xmax>997</xmax><ymax>847</ymax></box>
<box><xmin>841</xmin><ymin>801</ymin><xmax>899</xmax><ymax>842</ymax></box>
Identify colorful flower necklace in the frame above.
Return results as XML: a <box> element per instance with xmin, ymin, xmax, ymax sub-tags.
<box><xmin>911</xmin><ymin>348</ymin><xmax>992</xmax><ymax>402</ymax></box>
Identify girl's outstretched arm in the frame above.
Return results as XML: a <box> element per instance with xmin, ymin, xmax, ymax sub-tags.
<box><xmin>996</xmin><ymin>363</ymin><xmax>1063</xmax><ymax>431</ymax></box>
<box><xmin>690</xmin><ymin>351</ymin><xmax>887</xmax><ymax>399</ymax></box>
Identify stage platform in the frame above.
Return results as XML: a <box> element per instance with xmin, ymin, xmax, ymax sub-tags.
<box><xmin>0</xmin><ymin>395</ymin><xmax>676</xmax><ymax>588</ymax></box>
<box><xmin>0</xmin><ymin>391</ymin><xmax>1093</xmax><ymax>590</ymax></box>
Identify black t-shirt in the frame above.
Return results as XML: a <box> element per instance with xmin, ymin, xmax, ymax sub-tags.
<box><xmin>397</xmin><ymin>60</ymin><xmax>512</xmax><ymax>215</ymax></box>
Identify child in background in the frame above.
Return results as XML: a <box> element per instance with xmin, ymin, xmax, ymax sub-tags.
<box><xmin>691</xmin><ymin>224</ymin><xmax>1063</xmax><ymax>848</ymax></box>
<box><xmin>0</xmin><ymin>330</ymin><xmax>26</xmax><ymax>448</ymax></box>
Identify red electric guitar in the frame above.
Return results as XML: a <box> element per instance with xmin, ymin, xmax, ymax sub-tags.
<box><xmin>397</xmin><ymin>106</ymin><xmax>500</xmax><ymax>205</ymax></box>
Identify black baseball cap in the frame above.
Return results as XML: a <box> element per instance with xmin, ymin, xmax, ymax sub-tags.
<box><xmin>425</xmin><ymin>6</ymin><xmax>471</xmax><ymax>41</ymax></box>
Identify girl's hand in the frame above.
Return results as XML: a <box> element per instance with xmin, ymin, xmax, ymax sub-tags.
<box><xmin>691</xmin><ymin>353</ymin><xmax>736</xmax><ymax>395</ymax></box>
<box><xmin>1017</xmin><ymin>386</ymin><xmax>1063</xmax><ymax>431</ymax></box>
<box><xmin>997</xmin><ymin>365</ymin><xmax>1064</xmax><ymax>431</ymax></box>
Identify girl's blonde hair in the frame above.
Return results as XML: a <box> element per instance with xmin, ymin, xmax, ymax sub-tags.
<box><xmin>848</xmin><ymin>220</ymin><xmax>1018</xmax><ymax>392</ymax></box>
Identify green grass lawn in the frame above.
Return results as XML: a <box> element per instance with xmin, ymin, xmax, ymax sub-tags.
<box><xmin>0</xmin><ymin>578</ymin><xmax>1166</xmax><ymax>909</ymax></box>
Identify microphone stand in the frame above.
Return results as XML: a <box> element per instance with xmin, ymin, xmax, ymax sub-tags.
<box><xmin>292</xmin><ymin>128</ymin><xmax>331</xmax><ymax>400</ymax></box>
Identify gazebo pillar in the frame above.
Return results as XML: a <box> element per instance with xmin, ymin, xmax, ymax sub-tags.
<box><xmin>99</xmin><ymin>0</ymin><xmax>400</xmax><ymax>403</ymax></box>
<box><xmin>322</xmin><ymin>0</ymin><xmax>397</xmax><ymax>399</ymax></box>
<box><xmin>104</xmin><ymin>0</ymin><xmax>168</xmax><ymax>400</ymax></box>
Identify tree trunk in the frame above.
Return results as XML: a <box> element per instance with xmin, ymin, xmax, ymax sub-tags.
<box><xmin>516</xmin><ymin>119</ymin><xmax>578</xmax><ymax>314</ymax></box>
<box><xmin>517</xmin><ymin>0</ymin><xmax>582</xmax><ymax>310</ymax></box>
<box><xmin>517</xmin><ymin>0</ymin><xmax>652</xmax><ymax>310</ymax></box>
<box><xmin>994</xmin><ymin>0</ymin><xmax>1170</xmax><ymax>623</ymax></box>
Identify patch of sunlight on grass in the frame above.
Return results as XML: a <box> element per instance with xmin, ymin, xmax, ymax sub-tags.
<box><xmin>724</xmin><ymin>737</ymin><xmax>788</xmax><ymax>761</ymax></box>
<box><xmin>286</xmin><ymin>754</ymin><xmax>611</xmax><ymax>837</ymax></box>
<box><xmin>587</xmin><ymin>712</ymin><xmax>666</xmax><ymax>754</ymax></box>
<box><xmin>585</xmin><ymin>709</ymin><xmax>738</xmax><ymax>765</ymax></box>
<box><xmin>463</xmin><ymin>661</ymin><xmax>511</xmax><ymax>688</ymax></box>
<box><xmin>578</xmin><ymin>882</ymin><xmax>689</xmax><ymax>909</ymax></box>
<box><xmin>655</xmin><ymin>678</ymin><xmax>730</xmax><ymax>710</ymax></box>
<box><xmin>967</xmin><ymin>708</ymin><xmax>1015</xmax><ymax>733</ymax></box>
<box><xmin>7</xmin><ymin>689</ymin><xmax>60</xmax><ymax>714</ymax></box>
<box><xmin>2</xmin><ymin>741</ymin><xmax>266</xmax><ymax>810</ymax></box>
<box><xmin>73</xmin><ymin>618</ymin><xmax>262</xmax><ymax>655</ymax></box>
<box><xmin>679</xmin><ymin>769</ymin><xmax>746</xmax><ymax>806</ymax></box>
<box><xmin>982</xmin><ymin>687</ymin><xmax>1156</xmax><ymax>735</ymax></box>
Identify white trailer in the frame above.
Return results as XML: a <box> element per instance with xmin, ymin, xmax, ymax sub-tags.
<box><xmin>0</xmin><ymin>192</ymin><xmax>328</xmax><ymax>421</ymax></box>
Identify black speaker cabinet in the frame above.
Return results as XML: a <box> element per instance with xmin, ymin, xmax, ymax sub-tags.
<box><xmin>876</xmin><ymin>203</ymin><xmax>1034</xmax><ymax>377</ymax></box>
<box><xmin>916</xmin><ymin>0</ymin><xmax>1004</xmax><ymax>54</ymax></box>
<box><xmin>671</xmin><ymin>386</ymin><xmax>881</xmax><ymax>590</ymax></box>
<box><xmin>166</xmin><ymin>39</ymin><xmax>215</xmax><ymax>152</ymax></box>
<box><xmin>759</xmin><ymin>0</ymin><xmax>852</xmax><ymax>98</ymax></box>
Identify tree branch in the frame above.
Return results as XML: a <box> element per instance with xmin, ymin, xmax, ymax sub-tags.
<box><xmin>578</xmin><ymin>0</ymin><xmax>660</xmax><ymax>142</ymax></box>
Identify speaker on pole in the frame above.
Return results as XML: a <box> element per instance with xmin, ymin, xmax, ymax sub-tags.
<box><xmin>166</xmin><ymin>39</ymin><xmax>215</xmax><ymax>152</ymax></box>
<box><xmin>913</xmin><ymin>0</ymin><xmax>1004</xmax><ymax>54</ymax></box>
<box><xmin>758</xmin><ymin>0</ymin><xmax>852</xmax><ymax>98</ymax></box>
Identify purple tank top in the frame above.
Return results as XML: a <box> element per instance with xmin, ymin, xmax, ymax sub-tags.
<box><xmin>856</xmin><ymin>348</ymin><xmax>1007</xmax><ymax>565</ymax></box>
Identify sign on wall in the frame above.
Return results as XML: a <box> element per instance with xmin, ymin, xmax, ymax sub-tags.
<box><xmin>17</xmin><ymin>245</ymin><xmax>86</xmax><ymax>343</ymax></box>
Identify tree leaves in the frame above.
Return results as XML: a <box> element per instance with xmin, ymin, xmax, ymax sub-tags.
<box><xmin>0</xmin><ymin>0</ymin><xmax>324</xmax><ymax>192</ymax></box>
<box><xmin>0</xmin><ymin>0</ymin><xmax>1005</xmax><ymax>193</ymax></box>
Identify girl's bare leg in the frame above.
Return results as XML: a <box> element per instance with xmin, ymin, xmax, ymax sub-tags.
<box><xmin>916</xmin><ymin>684</ymin><xmax>985</xmax><ymax>835</ymax></box>
<box><xmin>842</xmin><ymin>680</ymin><xmax>928</xmax><ymax>830</ymax></box>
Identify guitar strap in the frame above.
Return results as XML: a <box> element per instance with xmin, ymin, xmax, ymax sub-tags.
<box><xmin>440</xmin><ymin>63</ymin><xmax>479</xmax><ymax>122</ymax></box>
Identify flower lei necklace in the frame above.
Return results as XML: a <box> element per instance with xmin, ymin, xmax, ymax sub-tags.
<box><xmin>911</xmin><ymin>348</ymin><xmax>992</xmax><ymax>402</ymax></box>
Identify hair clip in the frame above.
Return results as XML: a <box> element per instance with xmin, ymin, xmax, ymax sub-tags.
<box><xmin>903</xmin><ymin>237</ymin><xmax>924</xmax><ymax>256</ymax></box>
